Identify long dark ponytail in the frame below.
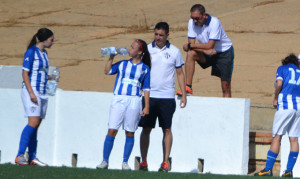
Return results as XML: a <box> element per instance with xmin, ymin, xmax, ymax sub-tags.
<box><xmin>27</xmin><ymin>28</ymin><xmax>53</xmax><ymax>49</ymax></box>
<box><xmin>136</xmin><ymin>39</ymin><xmax>151</xmax><ymax>69</ymax></box>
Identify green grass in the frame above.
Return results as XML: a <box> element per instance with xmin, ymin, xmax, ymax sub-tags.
<box><xmin>0</xmin><ymin>163</ymin><xmax>282</xmax><ymax>179</ymax></box>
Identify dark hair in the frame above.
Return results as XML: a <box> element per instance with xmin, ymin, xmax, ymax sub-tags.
<box><xmin>281</xmin><ymin>53</ymin><xmax>299</xmax><ymax>66</ymax></box>
<box><xmin>136</xmin><ymin>39</ymin><xmax>151</xmax><ymax>69</ymax></box>
<box><xmin>154</xmin><ymin>22</ymin><xmax>169</xmax><ymax>35</ymax></box>
<box><xmin>190</xmin><ymin>4</ymin><xmax>206</xmax><ymax>14</ymax></box>
<box><xmin>27</xmin><ymin>28</ymin><xmax>53</xmax><ymax>49</ymax></box>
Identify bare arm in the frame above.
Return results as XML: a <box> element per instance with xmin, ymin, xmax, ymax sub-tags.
<box><xmin>176</xmin><ymin>67</ymin><xmax>187</xmax><ymax>108</ymax></box>
<box><xmin>141</xmin><ymin>90</ymin><xmax>150</xmax><ymax>116</ymax></box>
<box><xmin>22</xmin><ymin>70</ymin><xmax>38</xmax><ymax>104</ymax></box>
<box><xmin>183</xmin><ymin>39</ymin><xmax>216</xmax><ymax>55</ymax></box>
<box><xmin>104</xmin><ymin>55</ymin><xmax>115</xmax><ymax>75</ymax></box>
<box><xmin>273</xmin><ymin>80</ymin><xmax>283</xmax><ymax>108</ymax></box>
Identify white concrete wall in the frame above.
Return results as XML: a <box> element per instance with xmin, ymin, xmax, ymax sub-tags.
<box><xmin>281</xmin><ymin>135</ymin><xmax>300</xmax><ymax>177</ymax></box>
<box><xmin>0</xmin><ymin>88</ymin><xmax>250</xmax><ymax>175</ymax></box>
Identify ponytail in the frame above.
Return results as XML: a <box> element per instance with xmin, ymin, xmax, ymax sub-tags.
<box><xmin>27</xmin><ymin>28</ymin><xmax>53</xmax><ymax>49</ymax></box>
<box><xmin>136</xmin><ymin>39</ymin><xmax>151</xmax><ymax>69</ymax></box>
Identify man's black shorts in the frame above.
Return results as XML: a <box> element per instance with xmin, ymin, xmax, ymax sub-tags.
<box><xmin>139</xmin><ymin>97</ymin><xmax>176</xmax><ymax>129</ymax></box>
<box><xmin>197</xmin><ymin>46</ymin><xmax>234</xmax><ymax>82</ymax></box>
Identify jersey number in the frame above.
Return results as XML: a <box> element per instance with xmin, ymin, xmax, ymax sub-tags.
<box><xmin>288</xmin><ymin>68</ymin><xmax>300</xmax><ymax>85</ymax></box>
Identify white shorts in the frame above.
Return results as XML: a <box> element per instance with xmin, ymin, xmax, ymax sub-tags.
<box><xmin>272</xmin><ymin>109</ymin><xmax>300</xmax><ymax>137</ymax></box>
<box><xmin>108</xmin><ymin>95</ymin><xmax>142</xmax><ymax>132</ymax></box>
<box><xmin>21</xmin><ymin>87</ymin><xmax>48</xmax><ymax>119</ymax></box>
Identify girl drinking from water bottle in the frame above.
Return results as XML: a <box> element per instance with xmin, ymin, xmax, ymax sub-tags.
<box><xmin>96</xmin><ymin>39</ymin><xmax>151</xmax><ymax>170</ymax></box>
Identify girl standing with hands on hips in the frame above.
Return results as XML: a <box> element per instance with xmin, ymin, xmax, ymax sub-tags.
<box><xmin>15</xmin><ymin>28</ymin><xmax>54</xmax><ymax>166</ymax></box>
<box><xmin>96</xmin><ymin>39</ymin><xmax>151</xmax><ymax>170</ymax></box>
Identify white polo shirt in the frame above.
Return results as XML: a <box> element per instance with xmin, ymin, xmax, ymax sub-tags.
<box><xmin>148</xmin><ymin>41</ymin><xmax>184</xmax><ymax>99</ymax></box>
<box><xmin>188</xmin><ymin>14</ymin><xmax>232</xmax><ymax>53</ymax></box>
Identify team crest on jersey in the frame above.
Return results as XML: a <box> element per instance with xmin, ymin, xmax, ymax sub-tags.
<box><xmin>165</xmin><ymin>52</ymin><xmax>171</xmax><ymax>59</ymax></box>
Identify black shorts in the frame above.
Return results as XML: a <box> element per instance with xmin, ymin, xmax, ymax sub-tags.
<box><xmin>138</xmin><ymin>97</ymin><xmax>176</xmax><ymax>129</ymax></box>
<box><xmin>197</xmin><ymin>46</ymin><xmax>234</xmax><ymax>82</ymax></box>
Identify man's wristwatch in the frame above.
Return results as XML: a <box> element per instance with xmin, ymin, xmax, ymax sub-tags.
<box><xmin>187</xmin><ymin>43</ymin><xmax>191</xmax><ymax>50</ymax></box>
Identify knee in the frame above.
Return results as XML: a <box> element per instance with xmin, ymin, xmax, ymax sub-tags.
<box><xmin>108</xmin><ymin>129</ymin><xmax>118</xmax><ymax>137</ymax></box>
<box><xmin>289</xmin><ymin>137</ymin><xmax>298</xmax><ymax>143</ymax></box>
<box><xmin>163</xmin><ymin>128</ymin><xmax>172</xmax><ymax>135</ymax></box>
<box><xmin>186</xmin><ymin>50</ymin><xmax>198</xmax><ymax>62</ymax></box>
<box><xmin>142</xmin><ymin>128</ymin><xmax>152</xmax><ymax>136</ymax></box>
<box><xmin>125</xmin><ymin>131</ymin><xmax>134</xmax><ymax>137</ymax></box>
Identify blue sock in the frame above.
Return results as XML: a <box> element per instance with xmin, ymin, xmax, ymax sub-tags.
<box><xmin>103</xmin><ymin>135</ymin><xmax>115</xmax><ymax>162</ymax></box>
<box><xmin>286</xmin><ymin>151</ymin><xmax>299</xmax><ymax>172</ymax></box>
<box><xmin>28</xmin><ymin>129</ymin><xmax>38</xmax><ymax>161</ymax></box>
<box><xmin>17</xmin><ymin>125</ymin><xmax>36</xmax><ymax>157</ymax></box>
<box><xmin>265</xmin><ymin>150</ymin><xmax>278</xmax><ymax>171</ymax></box>
<box><xmin>123</xmin><ymin>136</ymin><xmax>134</xmax><ymax>163</ymax></box>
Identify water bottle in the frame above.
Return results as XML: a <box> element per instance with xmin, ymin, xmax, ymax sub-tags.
<box><xmin>117</xmin><ymin>47</ymin><xmax>128</xmax><ymax>56</ymax></box>
<box><xmin>47</xmin><ymin>67</ymin><xmax>60</xmax><ymax>96</ymax></box>
<box><xmin>101</xmin><ymin>47</ymin><xmax>118</xmax><ymax>55</ymax></box>
<box><xmin>101</xmin><ymin>47</ymin><xmax>128</xmax><ymax>56</ymax></box>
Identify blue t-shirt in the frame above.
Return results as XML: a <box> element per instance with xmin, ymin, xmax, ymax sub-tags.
<box><xmin>108</xmin><ymin>59</ymin><xmax>150</xmax><ymax>96</ymax></box>
<box><xmin>276</xmin><ymin>64</ymin><xmax>300</xmax><ymax>110</ymax></box>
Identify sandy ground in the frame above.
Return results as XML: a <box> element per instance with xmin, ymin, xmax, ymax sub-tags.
<box><xmin>1</xmin><ymin>0</ymin><xmax>300</xmax><ymax>106</ymax></box>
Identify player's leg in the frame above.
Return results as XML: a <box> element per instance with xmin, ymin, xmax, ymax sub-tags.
<box><xmin>97</xmin><ymin>96</ymin><xmax>125</xmax><ymax>169</ymax></box>
<box><xmin>162</xmin><ymin>128</ymin><xmax>172</xmax><ymax>164</ymax></box>
<box><xmin>221</xmin><ymin>80</ymin><xmax>231</xmax><ymax>97</ymax></box>
<box><xmin>158</xmin><ymin>98</ymin><xmax>176</xmax><ymax>172</ymax></box>
<box><xmin>138</xmin><ymin>97</ymin><xmax>157</xmax><ymax>171</ymax></box>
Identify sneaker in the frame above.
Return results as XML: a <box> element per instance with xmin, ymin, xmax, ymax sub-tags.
<box><xmin>122</xmin><ymin>162</ymin><xmax>131</xmax><ymax>170</ymax></box>
<box><xmin>29</xmin><ymin>158</ymin><xmax>48</xmax><ymax>167</ymax></box>
<box><xmin>158</xmin><ymin>161</ymin><xmax>169</xmax><ymax>172</ymax></box>
<box><xmin>254</xmin><ymin>168</ymin><xmax>273</xmax><ymax>176</ymax></box>
<box><xmin>139</xmin><ymin>161</ymin><xmax>148</xmax><ymax>171</ymax></box>
<box><xmin>282</xmin><ymin>170</ymin><xmax>293</xmax><ymax>177</ymax></box>
<box><xmin>96</xmin><ymin>161</ymin><xmax>108</xmax><ymax>169</ymax></box>
<box><xmin>15</xmin><ymin>155</ymin><xmax>28</xmax><ymax>165</ymax></box>
<box><xmin>176</xmin><ymin>85</ymin><xmax>193</xmax><ymax>96</ymax></box>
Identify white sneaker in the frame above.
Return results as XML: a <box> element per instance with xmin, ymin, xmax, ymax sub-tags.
<box><xmin>96</xmin><ymin>161</ymin><xmax>108</xmax><ymax>169</ymax></box>
<box><xmin>122</xmin><ymin>162</ymin><xmax>131</xmax><ymax>170</ymax></box>
<box><xmin>29</xmin><ymin>158</ymin><xmax>48</xmax><ymax>167</ymax></box>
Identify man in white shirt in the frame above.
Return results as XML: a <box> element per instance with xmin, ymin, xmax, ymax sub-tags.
<box><xmin>138</xmin><ymin>22</ymin><xmax>187</xmax><ymax>172</ymax></box>
<box><xmin>177</xmin><ymin>4</ymin><xmax>234</xmax><ymax>97</ymax></box>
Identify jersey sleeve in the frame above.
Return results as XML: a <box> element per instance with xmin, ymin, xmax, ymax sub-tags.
<box><xmin>142</xmin><ymin>66</ymin><xmax>150</xmax><ymax>91</ymax></box>
<box><xmin>208</xmin><ymin>18</ymin><xmax>222</xmax><ymax>41</ymax></box>
<box><xmin>187</xmin><ymin>19</ymin><xmax>197</xmax><ymax>39</ymax></box>
<box><xmin>22</xmin><ymin>49</ymin><xmax>35</xmax><ymax>71</ymax></box>
<box><xmin>175</xmin><ymin>49</ymin><xmax>184</xmax><ymax>68</ymax></box>
<box><xmin>276</xmin><ymin>66</ymin><xmax>284</xmax><ymax>81</ymax></box>
<box><xmin>108</xmin><ymin>60</ymin><xmax>123</xmax><ymax>75</ymax></box>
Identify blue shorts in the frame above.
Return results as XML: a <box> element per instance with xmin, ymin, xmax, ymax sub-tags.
<box><xmin>139</xmin><ymin>97</ymin><xmax>176</xmax><ymax>129</ymax></box>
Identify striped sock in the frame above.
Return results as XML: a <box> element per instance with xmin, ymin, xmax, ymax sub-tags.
<box><xmin>286</xmin><ymin>151</ymin><xmax>299</xmax><ymax>172</ymax></box>
<box><xmin>265</xmin><ymin>150</ymin><xmax>278</xmax><ymax>171</ymax></box>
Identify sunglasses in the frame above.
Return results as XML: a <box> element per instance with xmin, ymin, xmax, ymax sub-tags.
<box><xmin>191</xmin><ymin>16</ymin><xmax>201</xmax><ymax>21</ymax></box>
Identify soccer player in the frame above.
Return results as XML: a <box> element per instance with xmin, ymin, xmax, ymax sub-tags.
<box><xmin>15</xmin><ymin>28</ymin><xmax>54</xmax><ymax>166</ymax></box>
<box><xmin>255</xmin><ymin>54</ymin><xmax>300</xmax><ymax>177</ymax></box>
<box><xmin>177</xmin><ymin>4</ymin><xmax>234</xmax><ymax>97</ymax></box>
<box><xmin>138</xmin><ymin>22</ymin><xmax>187</xmax><ymax>172</ymax></box>
<box><xmin>96</xmin><ymin>39</ymin><xmax>151</xmax><ymax>170</ymax></box>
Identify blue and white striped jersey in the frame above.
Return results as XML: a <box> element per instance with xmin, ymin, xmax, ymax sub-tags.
<box><xmin>22</xmin><ymin>45</ymin><xmax>49</xmax><ymax>94</ymax></box>
<box><xmin>108</xmin><ymin>59</ymin><xmax>150</xmax><ymax>96</ymax></box>
<box><xmin>276</xmin><ymin>64</ymin><xmax>300</xmax><ymax>110</ymax></box>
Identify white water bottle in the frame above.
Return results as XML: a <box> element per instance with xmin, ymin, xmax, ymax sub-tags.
<box><xmin>117</xmin><ymin>47</ymin><xmax>128</xmax><ymax>56</ymax></box>
<box><xmin>101</xmin><ymin>47</ymin><xmax>128</xmax><ymax>56</ymax></box>
<box><xmin>47</xmin><ymin>67</ymin><xmax>60</xmax><ymax>96</ymax></box>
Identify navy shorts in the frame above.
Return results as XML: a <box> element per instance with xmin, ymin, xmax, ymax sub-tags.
<box><xmin>197</xmin><ymin>46</ymin><xmax>234</xmax><ymax>82</ymax></box>
<box><xmin>138</xmin><ymin>97</ymin><xmax>176</xmax><ymax>129</ymax></box>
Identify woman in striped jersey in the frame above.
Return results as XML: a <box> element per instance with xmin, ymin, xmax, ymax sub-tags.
<box><xmin>15</xmin><ymin>28</ymin><xmax>54</xmax><ymax>166</ymax></box>
<box><xmin>97</xmin><ymin>39</ymin><xmax>151</xmax><ymax>170</ymax></box>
